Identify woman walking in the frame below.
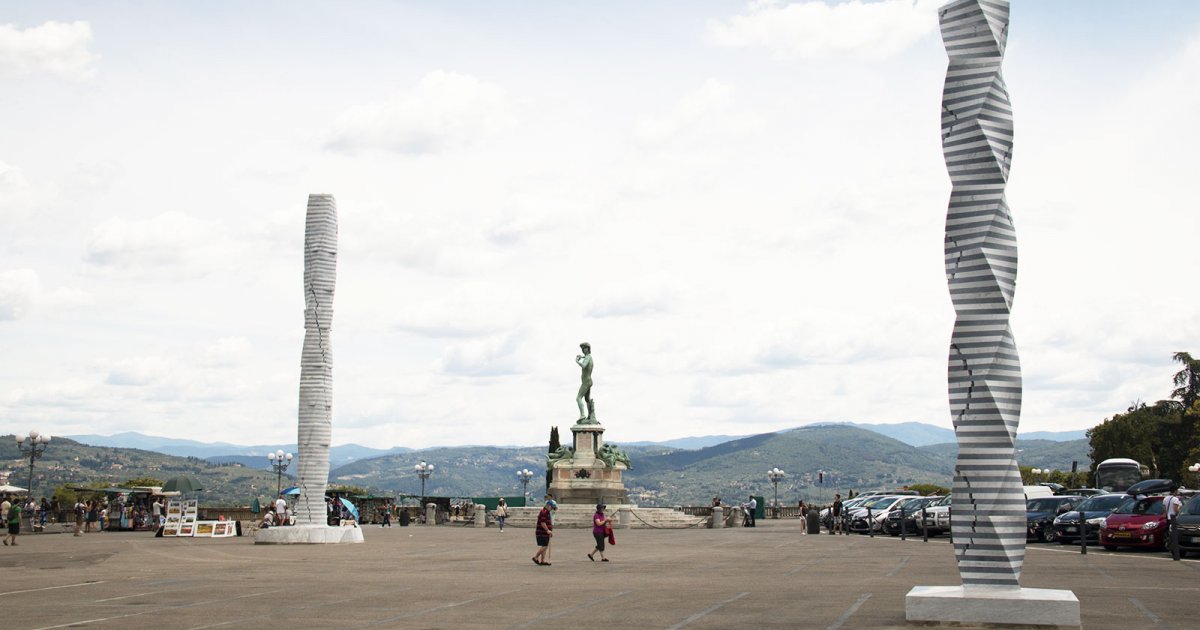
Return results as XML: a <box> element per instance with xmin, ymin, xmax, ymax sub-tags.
<box><xmin>495</xmin><ymin>498</ymin><xmax>508</xmax><ymax>532</ymax></box>
<box><xmin>588</xmin><ymin>503</ymin><xmax>610</xmax><ymax>562</ymax></box>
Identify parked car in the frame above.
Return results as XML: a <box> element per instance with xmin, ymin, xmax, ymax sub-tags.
<box><xmin>1051</xmin><ymin>493</ymin><xmax>1125</xmax><ymax>544</ymax></box>
<box><xmin>848</xmin><ymin>496</ymin><xmax>910</xmax><ymax>533</ymax></box>
<box><xmin>1026</xmin><ymin>496</ymin><xmax>1081</xmax><ymax>542</ymax></box>
<box><xmin>882</xmin><ymin>496</ymin><xmax>945</xmax><ymax>536</ymax></box>
<box><xmin>1099</xmin><ymin>495</ymin><xmax>1168</xmax><ymax>551</ymax></box>
<box><xmin>1067</xmin><ymin>488</ymin><xmax>1108</xmax><ymax>497</ymax></box>
<box><xmin>1173</xmin><ymin>495</ymin><xmax>1200</xmax><ymax>557</ymax></box>
<box><xmin>918</xmin><ymin>496</ymin><xmax>953</xmax><ymax>536</ymax></box>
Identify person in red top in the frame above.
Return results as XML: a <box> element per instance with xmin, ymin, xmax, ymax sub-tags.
<box><xmin>532</xmin><ymin>500</ymin><xmax>556</xmax><ymax>566</ymax></box>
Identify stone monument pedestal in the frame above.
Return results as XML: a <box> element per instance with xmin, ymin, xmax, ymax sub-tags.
<box><xmin>255</xmin><ymin>524</ymin><xmax>364</xmax><ymax>545</ymax></box>
<box><xmin>548</xmin><ymin>420</ymin><xmax>629</xmax><ymax>505</ymax></box>
<box><xmin>906</xmin><ymin>585</ymin><xmax>1080</xmax><ymax>628</ymax></box>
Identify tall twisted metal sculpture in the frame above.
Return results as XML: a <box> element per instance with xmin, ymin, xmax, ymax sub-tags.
<box><xmin>940</xmin><ymin>0</ymin><xmax>1024</xmax><ymax>587</ymax></box>
<box><xmin>296</xmin><ymin>193</ymin><xmax>337</xmax><ymax>526</ymax></box>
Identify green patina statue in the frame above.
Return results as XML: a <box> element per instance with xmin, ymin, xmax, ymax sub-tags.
<box><xmin>598</xmin><ymin>442</ymin><xmax>631</xmax><ymax>470</ymax></box>
<box><xmin>546</xmin><ymin>445</ymin><xmax>573</xmax><ymax>465</ymax></box>
<box><xmin>576</xmin><ymin>342</ymin><xmax>597</xmax><ymax>423</ymax></box>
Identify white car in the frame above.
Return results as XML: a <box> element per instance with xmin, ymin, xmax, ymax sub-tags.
<box><xmin>847</xmin><ymin>496</ymin><xmax>911</xmax><ymax>533</ymax></box>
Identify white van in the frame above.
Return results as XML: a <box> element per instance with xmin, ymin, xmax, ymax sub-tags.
<box><xmin>1023</xmin><ymin>485</ymin><xmax>1054</xmax><ymax>500</ymax></box>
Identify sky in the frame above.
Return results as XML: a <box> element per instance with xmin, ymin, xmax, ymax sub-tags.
<box><xmin>1</xmin><ymin>1</ymin><xmax>1198</xmax><ymax>449</ymax></box>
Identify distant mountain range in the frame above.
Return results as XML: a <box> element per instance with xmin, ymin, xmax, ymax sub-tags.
<box><xmin>66</xmin><ymin>432</ymin><xmax>412</xmax><ymax>469</ymax></box>
<box><xmin>18</xmin><ymin>423</ymin><xmax>1091</xmax><ymax>506</ymax></box>
<box><xmin>66</xmin><ymin>421</ymin><xmax>1086</xmax><ymax>460</ymax></box>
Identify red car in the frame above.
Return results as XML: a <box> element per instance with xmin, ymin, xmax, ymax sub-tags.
<box><xmin>1099</xmin><ymin>495</ymin><xmax>1168</xmax><ymax>551</ymax></box>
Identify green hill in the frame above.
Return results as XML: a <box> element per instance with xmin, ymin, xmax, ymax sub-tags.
<box><xmin>1</xmin><ymin>435</ymin><xmax>288</xmax><ymax>505</ymax></box>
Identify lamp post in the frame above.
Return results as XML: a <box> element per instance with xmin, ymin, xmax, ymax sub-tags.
<box><xmin>768</xmin><ymin>467</ymin><xmax>786</xmax><ymax>519</ymax></box>
<box><xmin>516</xmin><ymin>468</ymin><xmax>534</xmax><ymax>505</ymax></box>
<box><xmin>1031</xmin><ymin>467</ymin><xmax>1044</xmax><ymax>483</ymax></box>
<box><xmin>415</xmin><ymin>461</ymin><xmax>434</xmax><ymax>499</ymax></box>
<box><xmin>1188</xmin><ymin>463</ymin><xmax>1200</xmax><ymax>489</ymax></box>
<box><xmin>15</xmin><ymin>431</ymin><xmax>51</xmax><ymax>499</ymax></box>
<box><xmin>267</xmin><ymin>450</ymin><xmax>293</xmax><ymax>496</ymax></box>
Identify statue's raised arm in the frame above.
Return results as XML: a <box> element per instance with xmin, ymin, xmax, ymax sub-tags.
<box><xmin>575</xmin><ymin>342</ymin><xmax>595</xmax><ymax>422</ymax></box>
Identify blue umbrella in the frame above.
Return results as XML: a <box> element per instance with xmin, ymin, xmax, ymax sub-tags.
<box><xmin>339</xmin><ymin>497</ymin><xmax>359</xmax><ymax>520</ymax></box>
<box><xmin>280</xmin><ymin>487</ymin><xmax>301</xmax><ymax>496</ymax></box>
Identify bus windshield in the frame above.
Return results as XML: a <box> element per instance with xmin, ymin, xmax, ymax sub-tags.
<box><xmin>1095</xmin><ymin>460</ymin><xmax>1145</xmax><ymax>493</ymax></box>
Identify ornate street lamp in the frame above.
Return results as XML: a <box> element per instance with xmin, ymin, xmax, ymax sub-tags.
<box><xmin>516</xmin><ymin>468</ymin><xmax>534</xmax><ymax>505</ymax></box>
<box><xmin>1188</xmin><ymin>463</ymin><xmax>1200</xmax><ymax>489</ymax></box>
<box><xmin>15</xmin><ymin>431</ymin><xmax>51</xmax><ymax>499</ymax></box>
<box><xmin>267</xmin><ymin>450</ymin><xmax>293</xmax><ymax>496</ymax></box>
<box><xmin>415</xmin><ymin>461</ymin><xmax>434</xmax><ymax>499</ymax></box>
<box><xmin>768</xmin><ymin>467</ymin><xmax>786</xmax><ymax>519</ymax></box>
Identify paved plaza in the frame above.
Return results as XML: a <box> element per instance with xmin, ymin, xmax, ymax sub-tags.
<box><xmin>0</xmin><ymin>520</ymin><xmax>1194</xmax><ymax>629</ymax></box>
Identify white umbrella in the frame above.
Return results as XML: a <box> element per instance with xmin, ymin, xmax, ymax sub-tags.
<box><xmin>0</xmin><ymin>485</ymin><xmax>29</xmax><ymax>493</ymax></box>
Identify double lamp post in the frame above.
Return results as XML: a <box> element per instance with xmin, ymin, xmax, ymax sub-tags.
<box><xmin>16</xmin><ymin>430</ymin><xmax>52</xmax><ymax>498</ymax></box>
<box><xmin>267</xmin><ymin>449</ymin><xmax>293</xmax><ymax>496</ymax></box>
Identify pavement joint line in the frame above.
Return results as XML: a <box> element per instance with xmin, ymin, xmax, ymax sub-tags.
<box><xmin>506</xmin><ymin>590</ymin><xmax>633</xmax><ymax>629</ymax></box>
<box><xmin>1130</xmin><ymin>597</ymin><xmax>1174</xmax><ymax>630</ymax></box>
<box><xmin>885</xmin><ymin>555</ymin><xmax>911</xmax><ymax>577</ymax></box>
<box><xmin>0</xmin><ymin>580</ymin><xmax>105</xmax><ymax>597</ymax></box>
<box><xmin>94</xmin><ymin>591</ymin><xmax>160</xmax><ymax>603</ymax></box>
<box><xmin>1096</xmin><ymin>586</ymin><xmax>1200</xmax><ymax>592</ymax></box>
<box><xmin>663</xmin><ymin>591</ymin><xmax>749</xmax><ymax>629</ymax></box>
<box><xmin>826</xmin><ymin>593</ymin><xmax>872</xmax><ymax>630</ymax></box>
<box><xmin>358</xmin><ymin>588</ymin><xmax>522</xmax><ymax>628</ymax></box>
<box><xmin>32</xmin><ymin>588</ymin><xmax>285</xmax><ymax>630</ymax></box>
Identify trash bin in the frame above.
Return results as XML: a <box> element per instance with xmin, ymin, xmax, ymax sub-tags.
<box><xmin>806</xmin><ymin>510</ymin><xmax>820</xmax><ymax>534</ymax></box>
<box><xmin>399</xmin><ymin>509</ymin><xmax>410</xmax><ymax>526</ymax></box>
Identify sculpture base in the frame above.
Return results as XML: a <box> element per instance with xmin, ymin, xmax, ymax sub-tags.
<box><xmin>254</xmin><ymin>524</ymin><xmax>365</xmax><ymax>545</ymax></box>
<box><xmin>906</xmin><ymin>586</ymin><xmax>1079</xmax><ymax>628</ymax></box>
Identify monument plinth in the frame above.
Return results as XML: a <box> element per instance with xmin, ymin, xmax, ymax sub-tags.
<box><xmin>548</xmin><ymin>418</ymin><xmax>629</xmax><ymax>505</ymax></box>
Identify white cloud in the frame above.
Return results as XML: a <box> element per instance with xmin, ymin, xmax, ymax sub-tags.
<box><xmin>326</xmin><ymin>70</ymin><xmax>513</xmax><ymax>154</ymax></box>
<box><xmin>0</xmin><ymin>269</ymin><xmax>39</xmax><ymax>320</ymax></box>
<box><xmin>708</xmin><ymin>0</ymin><xmax>940</xmax><ymax>60</ymax></box>
<box><xmin>0</xmin><ymin>21</ymin><xmax>97</xmax><ymax>79</ymax></box>
<box><xmin>634</xmin><ymin>79</ymin><xmax>763</xmax><ymax>147</ymax></box>
<box><xmin>0</xmin><ymin>269</ymin><xmax>90</xmax><ymax>320</ymax></box>
<box><xmin>84</xmin><ymin>211</ymin><xmax>242</xmax><ymax>276</ymax></box>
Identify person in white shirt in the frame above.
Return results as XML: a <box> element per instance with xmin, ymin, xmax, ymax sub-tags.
<box><xmin>275</xmin><ymin>497</ymin><xmax>287</xmax><ymax>525</ymax></box>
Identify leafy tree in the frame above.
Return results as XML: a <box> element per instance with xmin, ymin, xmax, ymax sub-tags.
<box><xmin>905</xmin><ymin>483</ymin><xmax>950</xmax><ymax>496</ymax></box>
<box><xmin>122</xmin><ymin>476</ymin><xmax>164</xmax><ymax>488</ymax></box>
<box><xmin>547</xmin><ymin>426</ymin><xmax>560</xmax><ymax>492</ymax></box>
<box><xmin>1087</xmin><ymin>400</ymin><xmax>1188</xmax><ymax>480</ymax></box>
<box><xmin>1171</xmin><ymin>351</ymin><xmax>1200</xmax><ymax>410</ymax></box>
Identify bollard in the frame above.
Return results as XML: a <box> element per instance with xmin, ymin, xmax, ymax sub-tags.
<box><xmin>712</xmin><ymin>506</ymin><xmax>723</xmax><ymax>529</ymax></box>
<box><xmin>425</xmin><ymin>502</ymin><xmax>437</xmax><ymax>525</ymax></box>
<box><xmin>1171</xmin><ymin>519</ymin><xmax>1181</xmax><ymax>561</ymax></box>
<box><xmin>474</xmin><ymin>504</ymin><xmax>486</xmax><ymax>528</ymax></box>
<box><xmin>900</xmin><ymin>505</ymin><xmax>906</xmax><ymax>541</ymax></box>
<box><xmin>921</xmin><ymin>507</ymin><xmax>928</xmax><ymax>543</ymax></box>
<box><xmin>867</xmin><ymin>507</ymin><xmax>873</xmax><ymax>538</ymax></box>
<box><xmin>1080</xmin><ymin>520</ymin><xmax>1087</xmax><ymax>555</ymax></box>
<box><xmin>947</xmin><ymin>505</ymin><xmax>952</xmax><ymax>544</ymax></box>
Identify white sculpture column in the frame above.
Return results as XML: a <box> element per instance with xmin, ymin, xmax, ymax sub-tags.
<box><xmin>907</xmin><ymin>2</ymin><xmax>1076</xmax><ymax>625</ymax></box>
<box><xmin>257</xmin><ymin>194</ymin><xmax>362</xmax><ymax>544</ymax></box>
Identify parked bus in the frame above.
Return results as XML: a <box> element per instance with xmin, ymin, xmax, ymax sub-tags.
<box><xmin>1094</xmin><ymin>458</ymin><xmax>1149</xmax><ymax>493</ymax></box>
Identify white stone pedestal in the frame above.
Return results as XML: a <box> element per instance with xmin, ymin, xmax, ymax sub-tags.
<box><xmin>906</xmin><ymin>585</ymin><xmax>1080</xmax><ymax>628</ymax></box>
<box><xmin>255</xmin><ymin>525</ymin><xmax>365</xmax><ymax>545</ymax></box>
<box><xmin>474</xmin><ymin>504</ymin><xmax>487</xmax><ymax>528</ymax></box>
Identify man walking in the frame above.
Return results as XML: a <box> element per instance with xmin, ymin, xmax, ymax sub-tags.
<box><xmin>532</xmin><ymin>500</ymin><xmax>556</xmax><ymax>566</ymax></box>
<box><xmin>830</xmin><ymin>493</ymin><xmax>843</xmax><ymax>534</ymax></box>
<box><xmin>742</xmin><ymin>495</ymin><xmax>757</xmax><ymax>527</ymax></box>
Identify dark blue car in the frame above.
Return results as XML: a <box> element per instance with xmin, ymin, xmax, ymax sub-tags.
<box><xmin>1051</xmin><ymin>493</ymin><xmax>1125</xmax><ymax>544</ymax></box>
<box><xmin>1026</xmin><ymin>496</ymin><xmax>1081</xmax><ymax>543</ymax></box>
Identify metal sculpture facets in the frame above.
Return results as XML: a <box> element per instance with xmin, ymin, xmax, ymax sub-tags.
<box><xmin>296</xmin><ymin>193</ymin><xmax>338</xmax><ymax>527</ymax></box>
<box><xmin>940</xmin><ymin>0</ymin><xmax>1023</xmax><ymax>588</ymax></box>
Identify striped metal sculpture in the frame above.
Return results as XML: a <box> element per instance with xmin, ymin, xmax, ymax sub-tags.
<box><xmin>296</xmin><ymin>193</ymin><xmax>338</xmax><ymax>526</ymax></box>
<box><xmin>940</xmin><ymin>0</ymin><xmax>1024</xmax><ymax>587</ymax></box>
